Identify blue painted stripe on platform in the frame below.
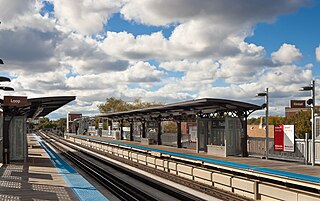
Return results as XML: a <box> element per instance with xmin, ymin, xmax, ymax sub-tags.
<box><xmin>78</xmin><ymin>136</ymin><xmax>320</xmax><ymax>184</ymax></box>
<box><xmin>33</xmin><ymin>134</ymin><xmax>108</xmax><ymax>201</ymax></box>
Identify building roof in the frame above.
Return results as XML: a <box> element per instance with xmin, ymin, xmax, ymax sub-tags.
<box><xmin>99</xmin><ymin>98</ymin><xmax>262</xmax><ymax>120</ymax></box>
<box><xmin>6</xmin><ymin>96</ymin><xmax>76</xmax><ymax>118</ymax></box>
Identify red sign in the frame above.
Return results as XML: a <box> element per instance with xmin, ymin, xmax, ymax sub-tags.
<box><xmin>3</xmin><ymin>96</ymin><xmax>28</xmax><ymax>107</ymax></box>
<box><xmin>274</xmin><ymin>125</ymin><xmax>284</xmax><ymax>151</ymax></box>
<box><xmin>274</xmin><ymin>124</ymin><xmax>295</xmax><ymax>152</ymax></box>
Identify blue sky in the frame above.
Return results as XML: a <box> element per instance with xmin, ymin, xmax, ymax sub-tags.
<box><xmin>107</xmin><ymin>1</ymin><xmax>320</xmax><ymax>81</ymax></box>
<box><xmin>0</xmin><ymin>0</ymin><xmax>319</xmax><ymax>119</ymax></box>
<box><xmin>246</xmin><ymin>1</ymin><xmax>320</xmax><ymax>74</ymax></box>
<box><xmin>105</xmin><ymin>13</ymin><xmax>176</xmax><ymax>39</ymax></box>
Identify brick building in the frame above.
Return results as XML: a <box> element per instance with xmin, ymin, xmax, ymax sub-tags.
<box><xmin>66</xmin><ymin>112</ymin><xmax>82</xmax><ymax>133</ymax></box>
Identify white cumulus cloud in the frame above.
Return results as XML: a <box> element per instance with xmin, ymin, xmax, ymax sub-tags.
<box><xmin>316</xmin><ymin>45</ymin><xmax>320</xmax><ymax>62</ymax></box>
<box><xmin>52</xmin><ymin>0</ymin><xmax>123</xmax><ymax>34</ymax></box>
<box><xmin>0</xmin><ymin>0</ymin><xmax>314</xmax><ymax>118</ymax></box>
<box><xmin>271</xmin><ymin>43</ymin><xmax>302</xmax><ymax>64</ymax></box>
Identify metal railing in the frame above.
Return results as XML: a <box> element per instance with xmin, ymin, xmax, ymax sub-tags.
<box><xmin>247</xmin><ymin>137</ymin><xmax>320</xmax><ymax>164</ymax></box>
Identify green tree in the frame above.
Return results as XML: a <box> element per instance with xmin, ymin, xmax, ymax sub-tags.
<box><xmin>248</xmin><ymin>117</ymin><xmax>260</xmax><ymax>124</ymax></box>
<box><xmin>248</xmin><ymin>114</ymin><xmax>310</xmax><ymax>138</ymax></box>
<box><xmin>39</xmin><ymin>121</ymin><xmax>56</xmax><ymax>129</ymax></box>
<box><xmin>131</xmin><ymin>98</ymin><xmax>162</xmax><ymax>110</ymax></box>
<box><xmin>163</xmin><ymin>121</ymin><xmax>177</xmax><ymax>133</ymax></box>
<box><xmin>39</xmin><ymin>117</ymin><xmax>49</xmax><ymax>124</ymax></box>
<box><xmin>98</xmin><ymin>97</ymin><xmax>130</xmax><ymax>113</ymax></box>
<box><xmin>268</xmin><ymin>116</ymin><xmax>285</xmax><ymax>125</ymax></box>
<box><xmin>98</xmin><ymin>97</ymin><xmax>162</xmax><ymax>114</ymax></box>
<box><xmin>285</xmin><ymin>111</ymin><xmax>311</xmax><ymax>138</ymax></box>
<box><xmin>55</xmin><ymin>118</ymin><xmax>67</xmax><ymax>132</ymax></box>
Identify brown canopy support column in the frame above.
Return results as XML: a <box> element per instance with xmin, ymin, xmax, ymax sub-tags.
<box><xmin>157</xmin><ymin>120</ymin><xmax>162</xmax><ymax>145</ymax></box>
<box><xmin>177</xmin><ymin>120</ymin><xmax>182</xmax><ymax>148</ymax></box>
<box><xmin>142</xmin><ymin>121</ymin><xmax>146</xmax><ymax>138</ymax></box>
<box><xmin>129</xmin><ymin>121</ymin><xmax>134</xmax><ymax>141</ymax></box>
<box><xmin>120</xmin><ymin>120</ymin><xmax>124</xmax><ymax>140</ymax></box>
<box><xmin>241</xmin><ymin>115</ymin><xmax>248</xmax><ymax>157</ymax></box>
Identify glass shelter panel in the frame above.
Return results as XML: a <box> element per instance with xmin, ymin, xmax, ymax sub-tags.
<box><xmin>197</xmin><ymin>117</ymin><xmax>242</xmax><ymax>156</ymax></box>
<box><xmin>133</xmin><ymin>122</ymin><xmax>142</xmax><ymax>141</ymax></box>
<box><xmin>147</xmin><ymin>121</ymin><xmax>158</xmax><ymax>142</ymax></box>
<box><xmin>208</xmin><ymin>119</ymin><xmax>225</xmax><ymax>146</ymax></box>
<box><xmin>197</xmin><ymin>119</ymin><xmax>207</xmax><ymax>151</ymax></box>
<box><xmin>316</xmin><ymin>116</ymin><xmax>320</xmax><ymax>139</ymax></box>
<box><xmin>9</xmin><ymin>116</ymin><xmax>26</xmax><ymax>161</ymax></box>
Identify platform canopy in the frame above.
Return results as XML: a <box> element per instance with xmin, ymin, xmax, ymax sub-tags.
<box><xmin>3</xmin><ymin>96</ymin><xmax>76</xmax><ymax>118</ymax></box>
<box><xmin>99</xmin><ymin>98</ymin><xmax>262</xmax><ymax>121</ymax></box>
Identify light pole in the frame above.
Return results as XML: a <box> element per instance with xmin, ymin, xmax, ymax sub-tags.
<box><xmin>256</xmin><ymin>88</ymin><xmax>269</xmax><ymax>160</ymax></box>
<box><xmin>300</xmin><ymin>80</ymin><xmax>316</xmax><ymax>166</ymax></box>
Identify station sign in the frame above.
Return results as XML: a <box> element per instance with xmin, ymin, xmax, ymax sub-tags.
<box><xmin>112</xmin><ymin>122</ymin><xmax>119</xmax><ymax>128</ymax></box>
<box><xmin>290</xmin><ymin>100</ymin><xmax>306</xmax><ymax>108</ymax></box>
<box><xmin>98</xmin><ymin>122</ymin><xmax>103</xmax><ymax>129</ymax></box>
<box><xmin>274</xmin><ymin>124</ymin><xmax>295</xmax><ymax>152</ymax></box>
<box><xmin>3</xmin><ymin>96</ymin><xmax>28</xmax><ymax>107</ymax></box>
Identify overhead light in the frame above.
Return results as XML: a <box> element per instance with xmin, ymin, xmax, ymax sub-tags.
<box><xmin>300</xmin><ymin>86</ymin><xmax>313</xmax><ymax>91</ymax></box>
<box><xmin>0</xmin><ymin>86</ymin><xmax>14</xmax><ymax>91</ymax></box>
<box><xmin>256</xmin><ymin>92</ymin><xmax>267</xmax><ymax>97</ymax></box>
<box><xmin>307</xmin><ymin>99</ymin><xmax>313</xmax><ymax>105</ymax></box>
<box><xmin>0</xmin><ymin>76</ymin><xmax>11</xmax><ymax>82</ymax></box>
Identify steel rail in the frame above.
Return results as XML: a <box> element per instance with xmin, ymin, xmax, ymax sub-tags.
<box><xmin>39</xmin><ymin>133</ymin><xmax>159</xmax><ymax>201</ymax></box>
<box><xmin>41</xmin><ymin>131</ymin><xmax>249</xmax><ymax>201</ymax></box>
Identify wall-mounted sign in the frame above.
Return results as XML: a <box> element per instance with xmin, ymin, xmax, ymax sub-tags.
<box><xmin>274</xmin><ymin>125</ymin><xmax>284</xmax><ymax>151</ymax></box>
<box><xmin>290</xmin><ymin>100</ymin><xmax>306</xmax><ymax>108</ymax></box>
<box><xmin>98</xmin><ymin>122</ymin><xmax>103</xmax><ymax>129</ymax></box>
<box><xmin>274</xmin><ymin>124</ymin><xmax>295</xmax><ymax>152</ymax></box>
<box><xmin>283</xmin><ymin>125</ymin><xmax>295</xmax><ymax>152</ymax></box>
<box><xmin>3</xmin><ymin>96</ymin><xmax>28</xmax><ymax>107</ymax></box>
<box><xmin>112</xmin><ymin>122</ymin><xmax>119</xmax><ymax>128</ymax></box>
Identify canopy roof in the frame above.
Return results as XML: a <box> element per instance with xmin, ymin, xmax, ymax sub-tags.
<box><xmin>99</xmin><ymin>98</ymin><xmax>262</xmax><ymax>120</ymax></box>
<box><xmin>4</xmin><ymin>96</ymin><xmax>76</xmax><ymax>118</ymax></box>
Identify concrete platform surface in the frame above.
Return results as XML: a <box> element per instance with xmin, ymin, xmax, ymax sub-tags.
<box><xmin>0</xmin><ymin>134</ymin><xmax>108</xmax><ymax>201</ymax></box>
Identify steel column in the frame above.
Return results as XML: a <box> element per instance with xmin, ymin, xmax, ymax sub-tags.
<box><xmin>142</xmin><ymin>121</ymin><xmax>146</xmax><ymax>138</ymax></box>
<box><xmin>177</xmin><ymin>120</ymin><xmax>182</xmax><ymax>148</ymax></box>
<box><xmin>157</xmin><ymin>120</ymin><xmax>162</xmax><ymax>145</ymax></box>
<box><xmin>129</xmin><ymin>121</ymin><xmax>133</xmax><ymax>141</ymax></box>
<box><xmin>240</xmin><ymin>115</ymin><xmax>248</xmax><ymax>157</ymax></box>
<box><xmin>120</xmin><ymin>120</ymin><xmax>123</xmax><ymax>140</ymax></box>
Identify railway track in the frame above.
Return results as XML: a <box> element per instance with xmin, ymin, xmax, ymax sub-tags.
<box><xmin>38</xmin><ymin>132</ymin><xmax>211</xmax><ymax>201</ymax></box>
<box><xmin>38</xmin><ymin>131</ymin><xmax>320</xmax><ymax>201</ymax></box>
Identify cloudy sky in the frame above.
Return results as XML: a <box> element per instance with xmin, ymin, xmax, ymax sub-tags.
<box><xmin>0</xmin><ymin>0</ymin><xmax>320</xmax><ymax>119</ymax></box>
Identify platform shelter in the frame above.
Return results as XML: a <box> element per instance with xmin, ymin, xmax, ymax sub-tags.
<box><xmin>0</xmin><ymin>96</ymin><xmax>76</xmax><ymax>164</ymax></box>
<box><xmin>99</xmin><ymin>98</ymin><xmax>261</xmax><ymax>157</ymax></box>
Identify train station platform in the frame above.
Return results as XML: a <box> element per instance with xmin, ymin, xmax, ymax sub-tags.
<box><xmin>74</xmin><ymin>135</ymin><xmax>320</xmax><ymax>184</ymax></box>
<box><xmin>0</xmin><ymin>134</ymin><xmax>108</xmax><ymax>201</ymax></box>
<box><xmin>66</xmin><ymin>134</ymin><xmax>320</xmax><ymax>200</ymax></box>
